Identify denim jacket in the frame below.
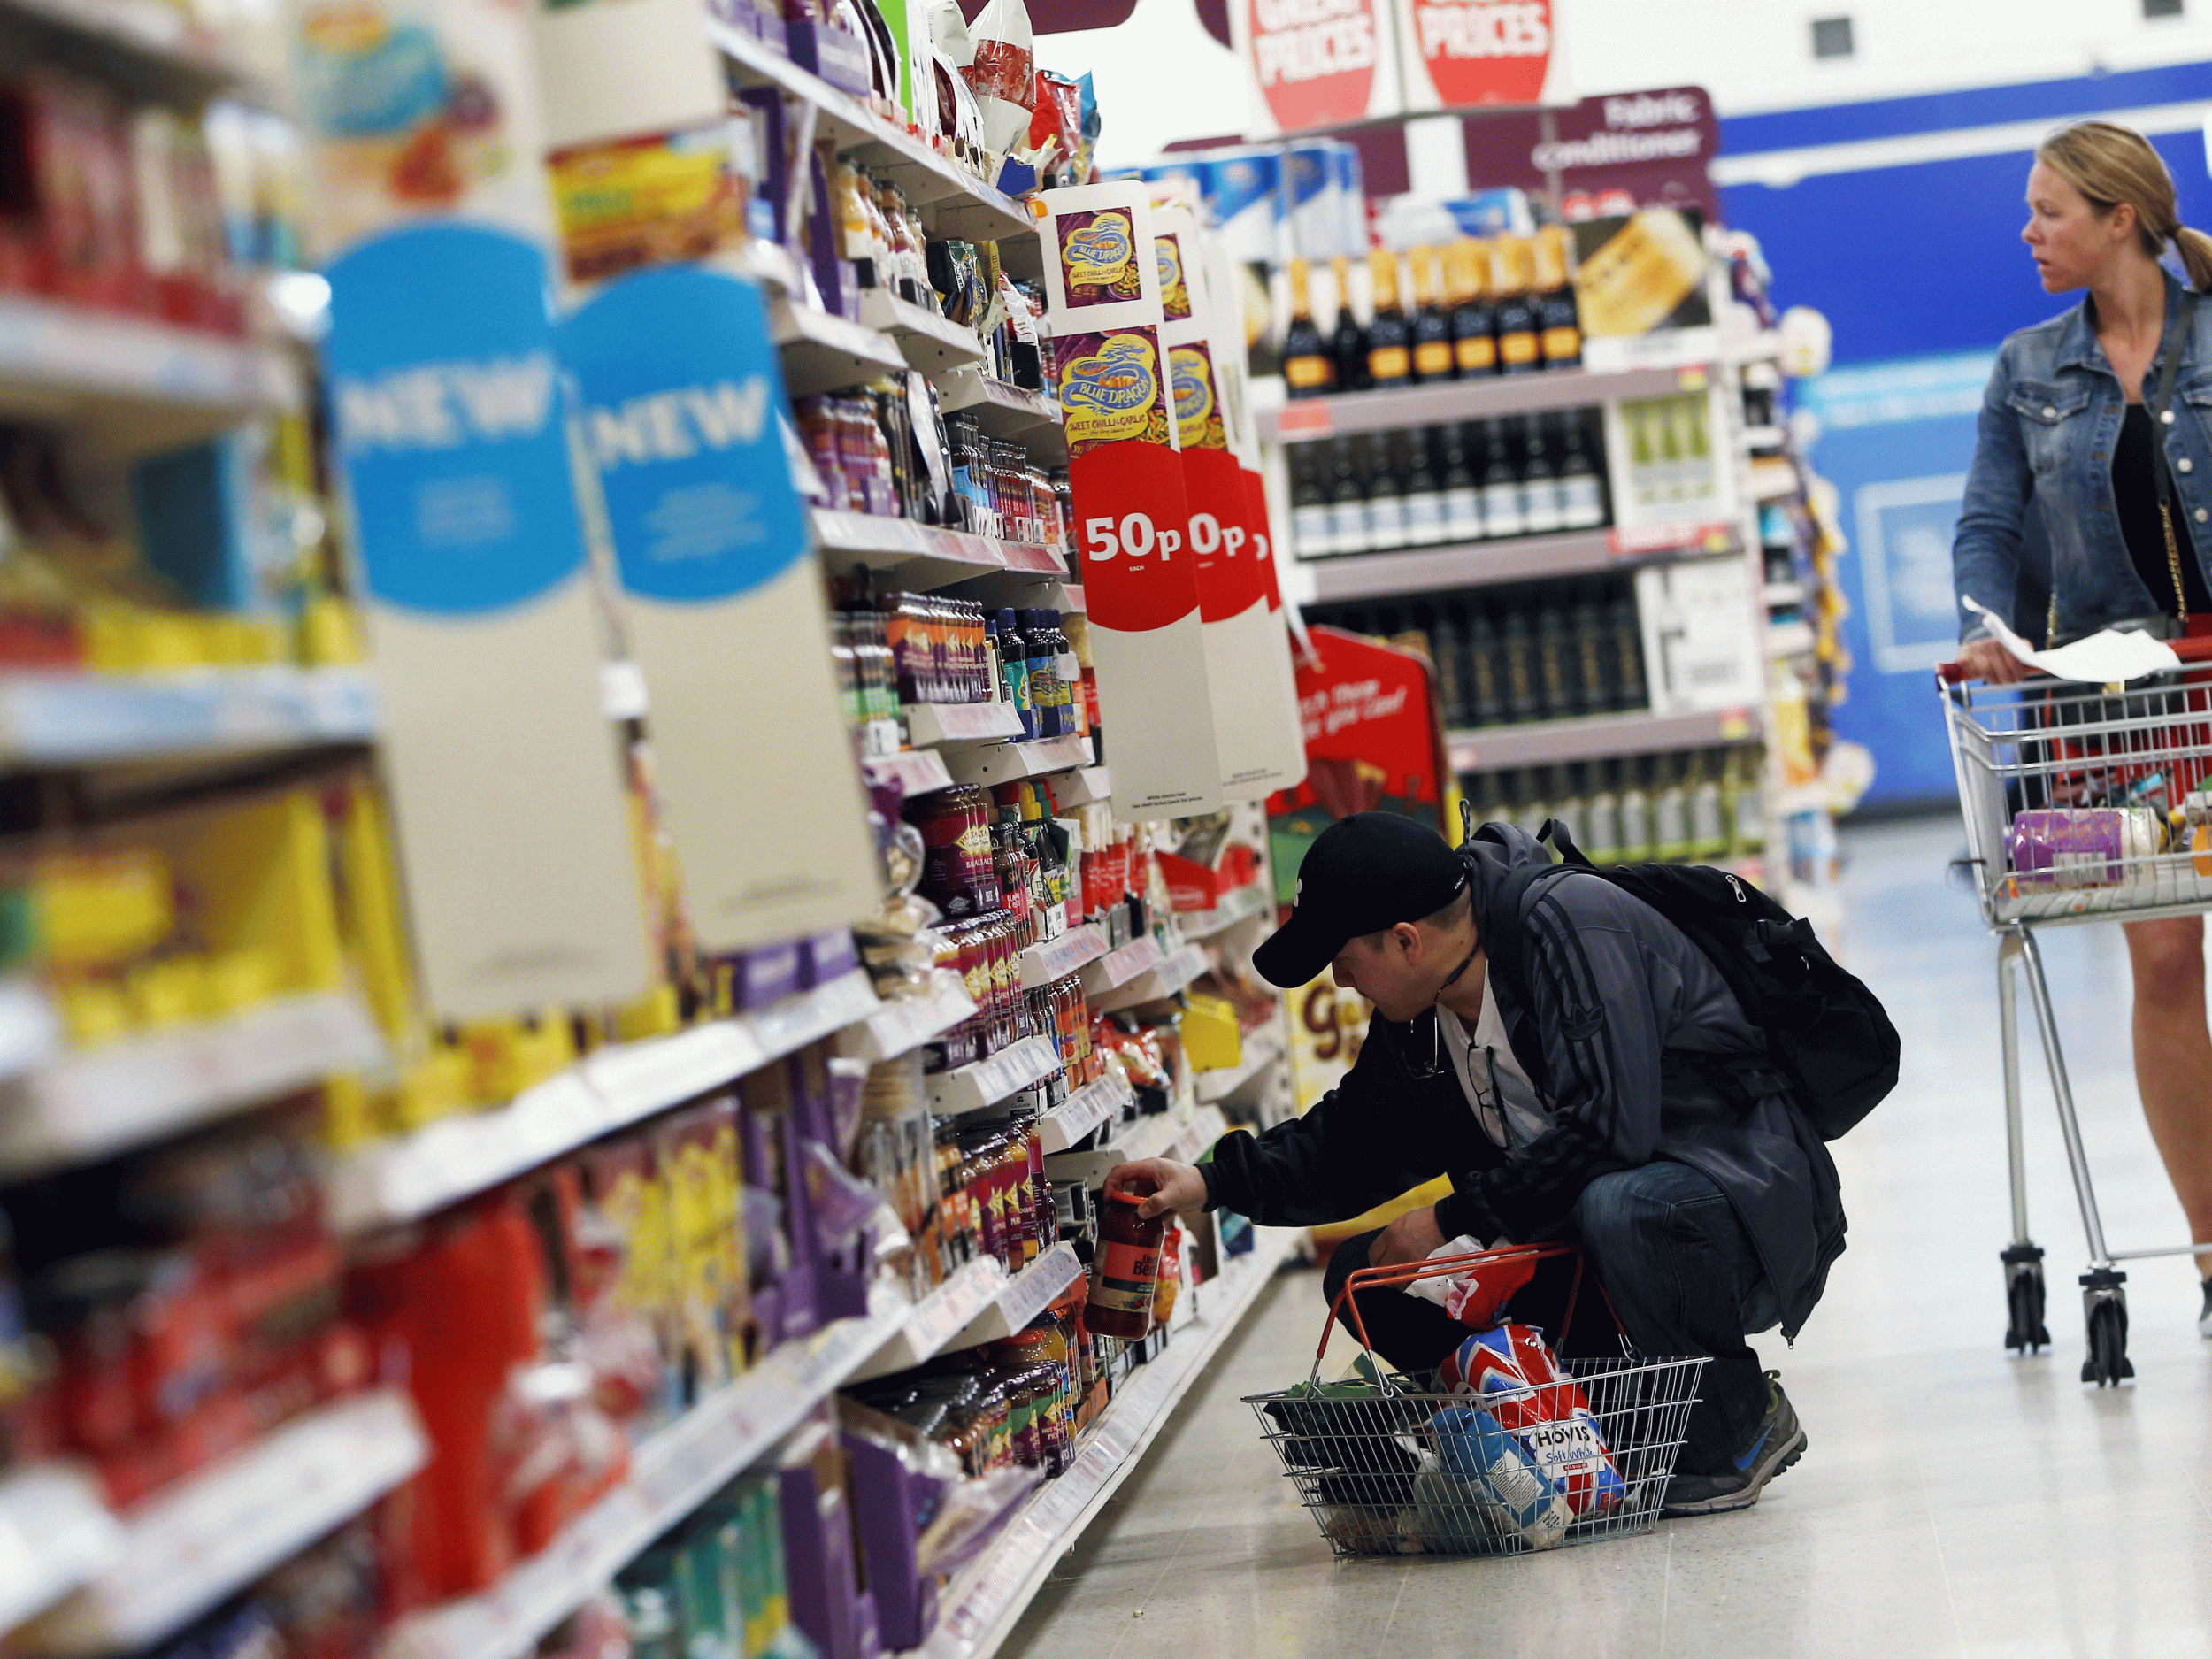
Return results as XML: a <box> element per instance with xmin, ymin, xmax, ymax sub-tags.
<box><xmin>1953</xmin><ymin>270</ymin><xmax>2212</xmax><ymax>644</ymax></box>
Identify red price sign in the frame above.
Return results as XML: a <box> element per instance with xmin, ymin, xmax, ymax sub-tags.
<box><xmin>1245</xmin><ymin>0</ymin><xmax>1387</xmax><ymax>133</ymax></box>
<box><xmin>1405</xmin><ymin>0</ymin><xmax>1553</xmax><ymax>105</ymax></box>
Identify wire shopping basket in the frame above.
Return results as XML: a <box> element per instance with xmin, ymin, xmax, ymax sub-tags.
<box><xmin>1242</xmin><ymin>1244</ymin><xmax>1705</xmax><ymax>1559</ymax></box>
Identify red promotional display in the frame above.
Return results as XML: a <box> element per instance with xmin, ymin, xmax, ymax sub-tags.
<box><xmin>1394</xmin><ymin>0</ymin><xmax>1571</xmax><ymax>111</ymax></box>
<box><xmin>1039</xmin><ymin>182</ymin><xmax>1225</xmax><ymax>817</ymax></box>
<box><xmin>1233</xmin><ymin>0</ymin><xmax>1403</xmax><ymax>137</ymax></box>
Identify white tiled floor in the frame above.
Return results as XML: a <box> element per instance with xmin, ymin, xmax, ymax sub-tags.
<box><xmin>1001</xmin><ymin>813</ymin><xmax>2212</xmax><ymax>1657</ymax></box>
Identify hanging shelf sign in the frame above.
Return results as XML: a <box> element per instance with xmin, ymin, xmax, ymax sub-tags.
<box><xmin>1035</xmin><ymin>183</ymin><xmax>1224</xmax><ymax>818</ymax></box>
<box><xmin>561</xmin><ymin>265</ymin><xmax>879</xmax><ymax>952</ymax></box>
<box><xmin>323</xmin><ymin>222</ymin><xmax>653</xmax><ymax>1019</ymax></box>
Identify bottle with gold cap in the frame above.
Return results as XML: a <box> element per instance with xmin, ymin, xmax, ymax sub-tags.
<box><xmin>1448</xmin><ymin>238</ymin><xmax>1497</xmax><ymax>375</ymax></box>
<box><xmin>1363</xmin><ymin>248</ymin><xmax>1412</xmax><ymax>390</ymax></box>
<box><xmin>1407</xmin><ymin>246</ymin><xmax>1455</xmax><ymax>383</ymax></box>
<box><xmin>1282</xmin><ymin>257</ymin><xmax>1335</xmax><ymax>398</ymax></box>
<box><xmin>1532</xmin><ymin>226</ymin><xmax>1583</xmax><ymax>370</ymax></box>
<box><xmin>1490</xmin><ymin>235</ymin><xmax>1541</xmax><ymax>375</ymax></box>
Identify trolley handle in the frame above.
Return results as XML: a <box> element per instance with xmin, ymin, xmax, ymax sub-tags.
<box><xmin>1938</xmin><ymin>634</ymin><xmax>2212</xmax><ymax>683</ymax></box>
<box><xmin>1314</xmin><ymin>1240</ymin><xmax>1621</xmax><ymax>1391</ymax></box>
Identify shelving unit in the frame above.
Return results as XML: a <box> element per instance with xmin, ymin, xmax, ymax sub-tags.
<box><xmin>1445</xmin><ymin>704</ymin><xmax>1760</xmax><ymax>775</ymax></box>
<box><xmin>1194</xmin><ymin>1027</ymin><xmax>1286</xmax><ymax>1105</ymax></box>
<box><xmin>1092</xmin><ymin>941</ymin><xmax>1210</xmax><ymax>1015</ymax></box>
<box><xmin>1177</xmin><ymin>884</ymin><xmax>1272</xmax><ymax>941</ymax></box>
<box><xmin>0</xmin><ymin>1466</ymin><xmax>119</xmax><ymax>1640</ymax></box>
<box><xmin>1018</xmin><ymin>923</ymin><xmax>1110</xmax><ymax>987</ymax></box>
<box><xmin>839</xmin><ymin>972</ymin><xmax>977</xmax><ymax>1064</ymax></box>
<box><xmin>914</xmin><ymin>1228</ymin><xmax>1297</xmax><ymax>1659</ymax></box>
<box><xmin>0</xmin><ymin>666</ymin><xmax>378</xmax><ymax>765</ymax></box>
<box><xmin>27</xmin><ymin>1391</ymin><xmax>428</xmax><ymax>1657</ymax></box>
<box><xmin>1263</xmin><ymin>358</ymin><xmax>1711</xmax><ymax>443</ymax></box>
<box><xmin>923</xmin><ymin>1034</ymin><xmax>1063</xmax><ymax>1116</ymax></box>
<box><xmin>1287</xmin><ymin>522</ymin><xmax>1741</xmax><ymax>604</ymax></box>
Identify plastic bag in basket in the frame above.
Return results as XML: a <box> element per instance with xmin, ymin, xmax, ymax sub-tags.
<box><xmin>1406</xmin><ymin>1238</ymin><xmax>1540</xmax><ymax>1329</ymax></box>
<box><xmin>1439</xmin><ymin>1324</ymin><xmax>1624</xmax><ymax>1517</ymax></box>
<box><xmin>1420</xmin><ymin>1406</ymin><xmax>1572</xmax><ymax>1551</ymax></box>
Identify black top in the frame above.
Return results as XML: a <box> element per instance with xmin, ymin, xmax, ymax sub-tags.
<box><xmin>2115</xmin><ymin>403</ymin><xmax>2212</xmax><ymax>617</ymax></box>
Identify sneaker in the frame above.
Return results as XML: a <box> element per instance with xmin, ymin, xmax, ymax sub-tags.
<box><xmin>2199</xmin><ymin>1280</ymin><xmax>2212</xmax><ymax>1340</ymax></box>
<box><xmin>1662</xmin><ymin>1371</ymin><xmax>1807</xmax><ymax>1517</ymax></box>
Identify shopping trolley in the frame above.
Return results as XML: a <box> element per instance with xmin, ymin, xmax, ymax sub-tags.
<box><xmin>1243</xmin><ymin>1244</ymin><xmax>1704</xmax><ymax>1558</ymax></box>
<box><xmin>1939</xmin><ymin>636</ymin><xmax>2212</xmax><ymax>1386</ymax></box>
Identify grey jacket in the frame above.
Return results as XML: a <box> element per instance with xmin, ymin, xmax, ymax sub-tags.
<box><xmin>1205</xmin><ymin>823</ymin><xmax>1846</xmax><ymax>1340</ymax></box>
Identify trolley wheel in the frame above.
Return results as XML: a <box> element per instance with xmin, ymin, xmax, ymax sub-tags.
<box><xmin>2079</xmin><ymin>1272</ymin><xmax>2134</xmax><ymax>1387</ymax></box>
<box><xmin>2002</xmin><ymin>1246</ymin><xmax>2048</xmax><ymax>1353</ymax></box>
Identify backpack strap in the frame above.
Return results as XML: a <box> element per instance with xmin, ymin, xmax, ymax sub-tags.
<box><xmin>1475</xmin><ymin>818</ymin><xmax>1589</xmax><ymax>1010</ymax></box>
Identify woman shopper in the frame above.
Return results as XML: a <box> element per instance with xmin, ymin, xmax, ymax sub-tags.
<box><xmin>1951</xmin><ymin>120</ymin><xmax>2212</xmax><ymax>1333</ymax></box>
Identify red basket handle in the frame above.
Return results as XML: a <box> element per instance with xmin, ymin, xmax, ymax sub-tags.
<box><xmin>1316</xmin><ymin>1240</ymin><xmax>1621</xmax><ymax>1379</ymax></box>
<box><xmin>1938</xmin><ymin>633</ymin><xmax>2212</xmax><ymax>683</ymax></box>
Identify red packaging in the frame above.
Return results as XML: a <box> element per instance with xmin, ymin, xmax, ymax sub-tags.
<box><xmin>1025</xmin><ymin>71</ymin><xmax>1083</xmax><ymax>171</ymax></box>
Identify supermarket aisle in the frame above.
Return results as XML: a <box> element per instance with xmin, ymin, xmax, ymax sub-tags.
<box><xmin>1002</xmin><ymin>812</ymin><xmax>2212</xmax><ymax>1656</ymax></box>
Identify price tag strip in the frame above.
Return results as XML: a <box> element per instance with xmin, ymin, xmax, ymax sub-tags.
<box><xmin>923</xmin><ymin>1034</ymin><xmax>1064</xmax><ymax>1116</ymax></box>
<box><xmin>1018</xmin><ymin>923</ymin><xmax>1110</xmax><ymax>989</ymax></box>
<box><xmin>938</xmin><ymin>1243</ymin><xmax>1084</xmax><ymax>1355</ymax></box>
<box><xmin>1040</xmin><ymin>1073</ymin><xmax>1133</xmax><ymax>1153</ymax></box>
<box><xmin>841</xmin><ymin>973</ymin><xmax>978</xmax><ymax>1064</ymax></box>
<box><xmin>1082</xmin><ymin>935</ymin><xmax>1164</xmax><ymax>994</ymax></box>
<box><xmin>918</xmin><ymin>1230</ymin><xmax>1299</xmax><ymax>1658</ymax></box>
<box><xmin>328</xmin><ymin>972</ymin><xmax>884</xmax><ymax>1233</ymax></box>
<box><xmin>0</xmin><ymin>992</ymin><xmax>388</xmax><ymax>1179</ymax></box>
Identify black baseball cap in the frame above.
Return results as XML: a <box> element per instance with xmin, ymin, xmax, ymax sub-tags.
<box><xmin>1254</xmin><ymin>813</ymin><xmax>1470</xmax><ymax>987</ymax></box>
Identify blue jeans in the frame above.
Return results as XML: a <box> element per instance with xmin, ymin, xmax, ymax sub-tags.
<box><xmin>1323</xmin><ymin>1160</ymin><xmax>1777</xmax><ymax>1474</ymax></box>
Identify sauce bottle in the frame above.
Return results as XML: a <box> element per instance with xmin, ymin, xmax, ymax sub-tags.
<box><xmin>1083</xmin><ymin>1189</ymin><xmax>1164</xmax><ymax>1340</ymax></box>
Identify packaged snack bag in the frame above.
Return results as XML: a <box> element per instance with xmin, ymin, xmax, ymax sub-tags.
<box><xmin>1439</xmin><ymin>1324</ymin><xmax>1624</xmax><ymax>1517</ymax></box>
<box><xmin>1423</xmin><ymin>1405</ymin><xmax>1572</xmax><ymax>1550</ymax></box>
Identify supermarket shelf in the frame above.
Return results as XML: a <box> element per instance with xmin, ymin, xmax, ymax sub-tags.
<box><xmin>1080</xmin><ymin>935</ymin><xmax>1163</xmax><ymax>995</ymax></box>
<box><xmin>0</xmin><ymin>1465</ymin><xmax>119</xmax><ymax>1638</ymax></box>
<box><xmin>1740</xmin><ymin>424</ymin><xmax>1786</xmax><ymax>451</ymax></box>
<box><xmin>0</xmin><ymin>991</ymin><xmax>387</xmax><ymax>1178</ymax></box>
<box><xmin>1767</xmin><ymin>620</ymin><xmax>1817</xmax><ymax>657</ymax></box>
<box><xmin>847</xmin><ymin>1258</ymin><xmax>1006</xmax><ymax>1383</ymax></box>
<box><xmin>29</xmin><ymin>1390</ymin><xmax>427</xmax><ymax>1657</ymax></box>
<box><xmin>913</xmin><ymin>1227</ymin><xmax>1298</xmax><ymax>1659</ymax></box>
<box><xmin>0</xmin><ymin>666</ymin><xmax>378</xmax><ymax>768</ymax></box>
<box><xmin>1092</xmin><ymin>941</ymin><xmax>1210</xmax><ymax>1015</ymax></box>
<box><xmin>838</xmin><ymin>972</ymin><xmax>976</xmax><ymax>1064</ymax></box>
<box><xmin>945</xmin><ymin>733</ymin><xmax>1090</xmax><ymax>786</ymax></box>
<box><xmin>1177</xmin><ymin>883</ymin><xmax>1271</xmax><ymax>941</ymax></box>
<box><xmin>1053</xmin><ymin>766</ymin><xmax>1111</xmax><ymax>808</ymax></box>
<box><xmin>941</xmin><ymin>572</ymin><xmax>1083</xmax><ymax>617</ymax></box>
<box><xmin>860</xmin><ymin>747</ymin><xmax>955</xmax><ymax>796</ymax></box>
<box><xmin>0</xmin><ymin>0</ymin><xmax>262</xmax><ymax>102</ymax></box>
<box><xmin>858</xmin><ymin>289</ymin><xmax>987</xmax><ymax>374</ymax></box>
<box><xmin>709</xmin><ymin>21</ymin><xmax>1031</xmax><ymax>244</ymax></box>
<box><xmin>1194</xmin><ymin>1028</ymin><xmax>1285</xmax><ymax>1104</ymax></box>
<box><xmin>938</xmin><ymin>372</ymin><xmax>1065</xmax><ymax>459</ymax></box>
<box><xmin>904</xmin><ymin>702</ymin><xmax>1025</xmax><ymax>747</ymax></box>
<box><xmin>940</xmin><ymin>1241</ymin><xmax>1082</xmax><ymax>1353</ymax></box>
<box><xmin>771</xmin><ymin>296</ymin><xmax>908</xmax><ymax>396</ymax></box>
<box><xmin>1046</xmin><ymin>1105</ymin><xmax>1210</xmax><ymax>1187</ymax></box>
<box><xmin>0</xmin><ymin>294</ymin><xmax>298</xmax><ymax>456</ymax></box>
<box><xmin>1722</xmin><ymin>330</ymin><xmax>1783</xmax><ymax>366</ymax></box>
<box><xmin>1446</xmin><ymin>705</ymin><xmax>1763</xmax><ymax>775</ymax></box>
<box><xmin>1293</xmin><ymin>521</ymin><xmax>1740</xmax><ymax>603</ymax></box>
<box><xmin>0</xmin><ymin>979</ymin><xmax>60</xmax><ymax>1083</ymax></box>
<box><xmin>812</xmin><ymin>511</ymin><xmax>1067</xmax><ymax>592</ymax></box>
<box><xmin>326</xmin><ymin>971</ymin><xmax>880</xmax><ymax>1233</ymax></box>
<box><xmin>380</xmin><ymin>1292</ymin><xmax>918</xmax><ymax>1659</ymax></box>
<box><xmin>1039</xmin><ymin>1071</ymin><xmax>1132</xmax><ymax>1154</ymax></box>
<box><xmin>924</xmin><ymin>1034</ymin><xmax>1061</xmax><ymax>1116</ymax></box>
<box><xmin>1763</xmin><ymin>580</ymin><xmax>1806</xmax><ymax>608</ymax></box>
<box><xmin>1019</xmin><ymin>923</ymin><xmax>1109</xmax><ymax>989</ymax></box>
<box><xmin>1262</xmin><ymin>364</ymin><xmax>1708</xmax><ymax>444</ymax></box>
<box><xmin>1750</xmin><ymin>457</ymin><xmax>1801</xmax><ymax>503</ymax></box>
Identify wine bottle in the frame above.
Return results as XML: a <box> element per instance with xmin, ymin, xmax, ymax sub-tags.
<box><xmin>1691</xmin><ymin>750</ymin><xmax>1728</xmax><ymax>860</ymax></box>
<box><xmin>1554</xmin><ymin>762</ymin><xmax>1589</xmax><ymax>856</ymax></box>
<box><xmin>1442</xmin><ymin>422</ymin><xmax>1483</xmax><ymax>542</ymax></box>
<box><xmin>1618</xmin><ymin>756</ymin><xmax>1655</xmax><ymax>861</ymax></box>
<box><xmin>1654</xmin><ymin>752</ymin><xmax>1691</xmax><ymax>861</ymax></box>
<box><xmin>1570</xmin><ymin>583</ymin><xmax>1609</xmax><ymax>715</ymax></box>
<box><xmin>1558</xmin><ymin>415</ymin><xmax>1608</xmax><ymax>530</ymax></box>
<box><xmin>1585</xmin><ymin>759</ymin><xmax>1623</xmax><ymax>865</ymax></box>
<box><xmin>1521</xmin><ymin>412</ymin><xmax>1563</xmax><ymax>536</ymax></box>
<box><xmin>1609</xmin><ymin>593</ymin><xmax>1647</xmax><ymax>710</ymax></box>
<box><xmin>1330</xmin><ymin>254</ymin><xmax>1371</xmax><ymax>394</ymax></box>
<box><xmin>1364</xmin><ymin>250</ymin><xmax>1412</xmax><ymax>390</ymax></box>
<box><xmin>1502</xmin><ymin>605</ymin><xmax>1540</xmax><ymax>722</ymax></box>
<box><xmin>1432</xmin><ymin>605</ymin><xmax>1468</xmax><ymax>726</ymax></box>
<box><xmin>1328</xmin><ymin>439</ymin><xmax>1369</xmax><ymax>556</ymax></box>
<box><xmin>1532</xmin><ymin>226</ymin><xmax>1583</xmax><ymax>370</ymax></box>
<box><xmin>1283</xmin><ymin>257</ymin><xmax>1336</xmax><ymax>398</ymax></box>
<box><xmin>1480</xmin><ymin>419</ymin><xmax>1525</xmax><ymax>540</ymax></box>
<box><xmin>1363</xmin><ymin>431</ymin><xmax>1409</xmax><ymax>552</ymax></box>
<box><xmin>1465</xmin><ymin>608</ymin><xmax>1504</xmax><ymax>726</ymax></box>
<box><xmin>1408</xmin><ymin>245</ymin><xmax>1455</xmax><ymax>383</ymax></box>
<box><xmin>1490</xmin><ymin>235</ymin><xmax>1541</xmax><ymax>375</ymax></box>
<box><xmin>1448</xmin><ymin>238</ymin><xmax>1498</xmax><ymax>375</ymax></box>
<box><xmin>1402</xmin><ymin>426</ymin><xmax>1446</xmax><ymax>547</ymax></box>
<box><xmin>1290</xmin><ymin>443</ymin><xmax>1333</xmax><ymax>557</ymax></box>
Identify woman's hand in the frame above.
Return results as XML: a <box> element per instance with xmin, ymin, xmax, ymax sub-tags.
<box><xmin>1103</xmin><ymin>1158</ymin><xmax>1209</xmax><ymax>1219</ymax></box>
<box><xmin>1958</xmin><ymin>637</ymin><xmax>2034</xmax><ymax>685</ymax></box>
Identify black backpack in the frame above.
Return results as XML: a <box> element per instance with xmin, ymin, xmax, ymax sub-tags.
<box><xmin>1475</xmin><ymin>817</ymin><xmax>1899</xmax><ymax>1141</ymax></box>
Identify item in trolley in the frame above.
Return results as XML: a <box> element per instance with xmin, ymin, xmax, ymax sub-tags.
<box><xmin>1422</xmin><ymin>1404</ymin><xmax>1573</xmax><ymax>1551</ymax></box>
<box><xmin>2004</xmin><ymin>806</ymin><xmax>2163</xmax><ymax>892</ymax></box>
<box><xmin>2188</xmin><ymin>792</ymin><xmax>2212</xmax><ymax>878</ymax></box>
<box><xmin>1438</xmin><ymin>1324</ymin><xmax>1624</xmax><ymax>1517</ymax></box>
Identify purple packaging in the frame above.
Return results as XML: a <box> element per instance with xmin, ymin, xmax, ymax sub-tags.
<box><xmin>735</xmin><ymin>940</ymin><xmax>804</xmax><ymax>1009</ymax></box>
<box><xmin>787</xmin><ymin>17</ymin><xmax>875</xmax><ymax>96</ymax></box>
<box><xmin>802</xmin><ymin>927</ymin><xmax>859</xmax><ymax>987</ymax></box>
<box><xmin>2008</xmin><ymin>808</ymin><xmax>2127</xmax><ymax>890</ymax></box>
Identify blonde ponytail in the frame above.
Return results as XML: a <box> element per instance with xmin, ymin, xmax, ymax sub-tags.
<box><xmin>2177</xmin><ymin>225</ymin><xmax>2212</xmax><ymax>294</ymax></box>
<box><xmin>2038</xmin><ymin>120</ymin><xmax>2208</xmax><ymax>291</ymax></box>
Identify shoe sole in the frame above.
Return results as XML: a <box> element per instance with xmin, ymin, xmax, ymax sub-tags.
<box><xmin>1660</xmin><ymin>1425</ymin><xmax>1809</xmax><ymax>1518</ymax></box>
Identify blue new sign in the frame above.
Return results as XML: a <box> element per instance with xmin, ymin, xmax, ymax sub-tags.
<box><xmin>559</xmin><ymin>265</ymin><xmax>807</xmax><ymax>603</ymax></box>
<box><xmin>323</xmin><ymin>223</ymin><xmax>589</xmax><ymax>617</ymax></box>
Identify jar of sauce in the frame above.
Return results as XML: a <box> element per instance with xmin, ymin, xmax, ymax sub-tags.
<box><xmin>1083</xmin><ymin>1189</ymin><xmax>1164</xmax><ymax>1340</ymax></box>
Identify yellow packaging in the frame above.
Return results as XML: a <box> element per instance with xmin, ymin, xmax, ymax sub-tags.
<box><xmin>392</xmin><ymin>1042</ymin><xmax>478</xmax><ymax>1132</ymax></box>
<box><xmin>1571</xmin><ymin>208</ymin><xmax>1707</xmax><ymax>340</ymax></box>
<box><xmin>35</xmin><ymin>849</ymin><xmax>172</xmax><ymax>969</ymax></box>
<box><xmin>55</xmin><ymin>979</ymin><xmax>130</xmax><ymax>1047</ymax></box>
<box><xmin>127</xmin><ymin>956</ymin><xmax>206</xmax><ymax>1028</ymax></box>
<box><xmin>618</xmin><ymin>983</ymin><xmax>681</xmax><ymax>1041</ymax></box>
<box><xmin>201</xmin><ymin>947</ymin><xmax>280</xmax><ymax>1018</ymax></box>
<box><xmin>549</xmin><ymin>127</ymin><xmax>740</xmax><ymax>285</ymax></box>
<box><xmin>1180</xmin><ymin>993</ymin><xmax>1243</xmax><ymax>1072</ymax></box>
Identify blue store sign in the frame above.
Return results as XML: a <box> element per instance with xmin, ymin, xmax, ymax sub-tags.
<box><xmin>559</xmin><ymin>265</ymin><xmax>806</xmax><ymax>603</ymax></box>
<box><xmin>323</xmin><ymin>223</ymin><xmax>588</xmax><ymax>618</ymax></box>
